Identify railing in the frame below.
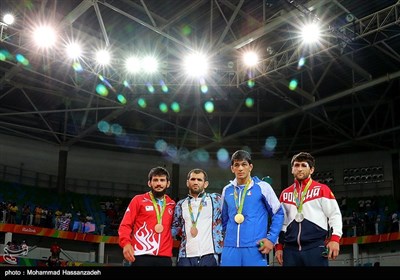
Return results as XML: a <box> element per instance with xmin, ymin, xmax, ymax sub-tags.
<box><xmin>1</xmin><ymin>222</ymin><xmax>400</xmax><ymax>265</ymax></box>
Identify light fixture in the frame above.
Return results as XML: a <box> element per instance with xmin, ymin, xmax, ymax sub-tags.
<box><xmin>2</xmin><ymin>13</ymin><xmax>15</xmax><ymax>25</ymax></box>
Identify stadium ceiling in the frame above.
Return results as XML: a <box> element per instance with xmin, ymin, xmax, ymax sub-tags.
<box><xmin>0</xmin><ymin>0</ymin><xmax>400</xmax><ymax>161</ymax></box>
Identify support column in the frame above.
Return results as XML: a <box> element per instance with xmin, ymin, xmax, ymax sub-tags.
<box><xmin>352</xmin><ymin>243</ymin><xmax>359</xmax><ymax>266</ymax></box>
<box><xmin>98</xmin><ymin>242</ymin><xmax>105</xmax><ymax>264</ymax></box>
<box><xmin>280</xmin><ymin>164</ymin><xmax>289</xmax><ymax>192</ymax></box>
<box><xmin>171</xmin><ymin>163</ymin><xmax>180</xmax><ymax>201</ymax></box>
<box><xmin>89</xmin><ymin>250</ymin><xmax>95</xmax><ymax>262</ymax></box>
<box><xmin>5</xmin><ymin>232</ymin><xmax>12</xmax><ymax>245</ymax></box>
<box><xmin>57</xmin><ymin>146</ymin><xmax>69</xmax><ymax>194</ymax></box>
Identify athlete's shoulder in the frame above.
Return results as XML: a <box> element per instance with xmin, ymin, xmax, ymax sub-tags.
<box><xmin>209</xmin><ymin>192</ymin><xmax>221</xmax><ymax>197</ymax></box>
<box><xmin>310</xmin><ymin>180</ymin><xmax>337</xmax><ymax>199</ymax></box>
<box><xmin>222</xmin><ymin>182</ymin><xmax>234</xmax><ymax>191</ymax></box>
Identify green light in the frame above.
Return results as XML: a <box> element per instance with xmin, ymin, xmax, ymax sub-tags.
<box><xmin>117</xmin><ymin>94</ymin><xmax>127</xmax><ymax>104</ymax></box>
<box><xmin>96</xmin><ymin>84</ymin><xmax>108</xmax><ymax>96</ymax></box>
<box><xmin>171</xmin><ymin>102</ymin><xmax>180</xmax><ymax>113</ymax></box>
<box><xmin>159</xmin><ymin>102</ymin><xmax>168</xmax><ymax>113</ymax></box>
<box><xmin>204</xmin><ymin>101</ymin><xmax>214</xmax><ymax>113</ymax></box>
<box><xmin>245</xmin><ymin>97</ymin><xmax>254</xmax><ymax>108</ymax></box>
<box><xmin>138</xmin><ymin>98</ymin><xmax>147</xmax><ymax>108</ymax></box>
<box><xmin>247</xmin><ymin>79</ymin><xmax>255</xmax><ymax>88</ymax></box>
<box><xmin>289</xmin><ymin>79</ymin><xmax>298</xmax><ymax>90</ymax></box>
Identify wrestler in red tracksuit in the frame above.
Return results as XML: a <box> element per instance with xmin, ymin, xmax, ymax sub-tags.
<box><xmin>276</xmin><ymin>178</ymin><xmax>342</xmax><ymax>263</ymax></box>
<box><xmin>118</xmin><ymin>192</ymin><xmax>176</xmax><ymax>258</ymax></box>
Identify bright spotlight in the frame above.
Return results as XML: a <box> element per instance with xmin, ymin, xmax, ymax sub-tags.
<box><xmin>142</xmin><ymin>56</ymin><xmax>158</xmax><ymax>74</ymax></box>
<box><xmin>183</xmin><ymin>53</ymin><xmax>208</xmax><ymax>77</ymax></box>
<box><xmin>301</xmin><ymin>22</ymin><xmax>321</xmax><ymax>43</ymax></box>
<box><xmin>33</xmin><ymin>26</ymin><xmax>57</xmax><ymax>48</ymax></box>
<box><xmin>243</xmin><ymin>51</ymin><xmax>259</xmax><ymax>67</ymax></box>
<box><xmin>125</xmin><ymin>56</ymin><xmax>141</xmax><ymax>74</ymax></box>
<box><xmin>3</xmin><ymin>13</ymin><xmax>15</xmax><ymax>25</ymax></box>
<box><xmin>95</xmin><ymin>49</ymin><xmax>111</xmax><ymax>66</ymax></box>
<box><xmin>65</xmin><ymin>42</ymin><xmax>82</xmax><ymax>59</ymax></box>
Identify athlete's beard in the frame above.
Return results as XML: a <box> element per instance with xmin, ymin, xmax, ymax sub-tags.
<box><xmin>189</xmin><ymin>188</ymin><xmax>203</xmax><ymax>197</ymax></box>
<box><xmin>151</xmin><ymin>189</ymin><xmax>167</xmax><ymax>199</ymax></box>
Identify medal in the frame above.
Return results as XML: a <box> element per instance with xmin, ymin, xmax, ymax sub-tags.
<box><xmin>234</xmin><ymin>213</ymin><xmax>245</xmax><ymax>224</ymax></box>
<box><xmin>293</xmin><ymin>180</ymin><xmax>312</xmax><ymax>223</ymax></box>
<box><xmin>190</xmin><ymin>226</ymin><xmax>198</xmax><ymax>237</ymax></box>
<box><xmin>188</xmin><ymin>195</ymin><xmax>206</xmax><ymax>238</ymax></box>
<box><xmin>149</xmin><ymin>192</ymin><xmax>166</xmax><ymax>234</ymax></box>
<box><xmin>233</xmin><ymin>180</ymin><xmax>251</xmax><ymax>225</ymax></box>
<box><xmin>295</xmin><ymin>213</ymin><xmax>304</xmax><ymax>222</ymax></box>
<box><xmin>154</xmin><ymin>223</ymin><xmax>164</xmax><ymax>233</ymax></box>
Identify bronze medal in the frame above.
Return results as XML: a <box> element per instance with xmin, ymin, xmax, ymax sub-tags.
<box><xmin>234</xmin><ymin>213</ymin><xmax>245</xmax><ymax>224</ymax></box>
<box><xmin>295</xmin><ymin>213</ymin><xmax>304</xmax><ymax>223</ymax></box>
<box><xmin>190</xmin><ymin>226</ymin><xmax>198</xmax><ymax>237</ymax></box>
<box><xmin>154</xmin><ymin>223</ymin><xmax>164</xmax><ymax>233</ymax></box>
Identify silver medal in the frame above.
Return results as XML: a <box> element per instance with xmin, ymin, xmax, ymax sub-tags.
<box><xmin>295</xmin><ymin>213</ymin><xmax>304</xmax><ymax>222</ymax></box>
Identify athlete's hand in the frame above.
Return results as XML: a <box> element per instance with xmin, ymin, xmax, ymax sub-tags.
<box><xmin>326</xmin><ymin>241</ymin><xmax>340</xmax><ymax>260</ymax></box>
<box><xmin>257</xmin><ymin>238</ymin><xmax>273</xmax><ymax>255</ymax></box>
<box><xmin>275</xmin><ymin>249</ymin><xmax>283</xmax><ymax>265</ymax></box>
<box><xmin>123</xmin><ymin>243</ymin><xmax>136</xmax><ymax>262</ymax></box>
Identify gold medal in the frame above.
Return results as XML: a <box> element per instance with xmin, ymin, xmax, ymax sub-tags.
<box><xmin>295</xmin><ymin>213</ymin><xmax>304</xmax><ymax>223</ymax></box>
<box><xmin>234</xmin><ymin>213</ymin><xmax>245</xmax><ymax>224</ymax></box>
<box><xmin>190</xmin><ymin>226</ymin><xmax>198</xmax><ymax>237</ymax></box>
<box><xmin>154</xmin><ymin>223</ymin><xmax>164</xmax><ymax>233</ymax></box>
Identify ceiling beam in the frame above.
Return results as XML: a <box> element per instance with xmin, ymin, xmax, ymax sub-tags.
<box><xmin>199</xmin><ymin>70</ymin><xmax>400</xmax><ymax>150</ymax></box>
<box><xmin>59</xmin><ymin>0</ymin><xmax>94</xmax><ymax>27</ymax></box>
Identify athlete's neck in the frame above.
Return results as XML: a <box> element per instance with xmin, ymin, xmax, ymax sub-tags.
<box><xmin>190</xmin><ymin>192</ymin><xmax>199</xmax><ymax>198</ymax></box>
<box><xmin>237</xmin><ymin>176</ymin><xmax>251</xmax><ymax>186</ymax></box>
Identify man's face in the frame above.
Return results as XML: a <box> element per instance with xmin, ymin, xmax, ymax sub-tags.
<box><xmin>231</xmin><ymin>160</ymin><xmax>253</xmax><ymax>181</ymax></box>
<box><xmin>148</xmin><ymin>175</ymin><xmax>170</xmax><ymax>197</ymax></box>
<box><xmin>187</xmin><ymin>172</ymin><xmax>208</xmax><ymax>196</ymax></box>
<box><xmin>291</xmin><ymin>161</ymin><xmax>314</xmax><ymax>181</ymax></box>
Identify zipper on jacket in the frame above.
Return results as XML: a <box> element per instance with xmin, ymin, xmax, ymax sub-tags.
<box><xmin>297</xmin><ymin>223</ymin><xmax>302</xmax><ymax>251</ymax></box>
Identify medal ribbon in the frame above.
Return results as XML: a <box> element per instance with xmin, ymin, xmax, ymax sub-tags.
<box><xmin>293</xmin><ymin>179</ymin><xmax>312</xmax><ymax>213</ymax></box>
<box><xmin>149</xmin><ymin>192</ymin><xmax>166</xmax><ymax>224</ymax></box>
<box><xmin>188</xmin><ymin>193</ymin><xmax>207</xmax><ymax>228</ymax></box>
<box><xmin>233</xmin><ymin>179</ymin><xmax>251</xmax><ymax>215</ymax></box>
